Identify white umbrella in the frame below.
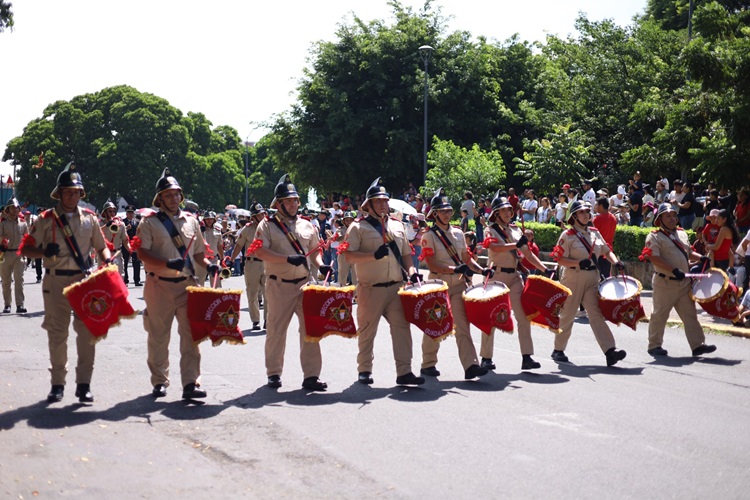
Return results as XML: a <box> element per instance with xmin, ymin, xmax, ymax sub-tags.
<box><xmin>234</xmin><ymin>208</ymin><xmax>251</xmax><ymax>217</ymax></box>
<box><xmin>388</xmin><ymin>198</ymin><xmax>417</xmax><ymax>215</ymax></box>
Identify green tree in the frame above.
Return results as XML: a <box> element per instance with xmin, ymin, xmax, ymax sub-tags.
<box><xmin>0</xmin><ymin>1</ymin><xmax>12</xmax><ymax>32</ymax></box>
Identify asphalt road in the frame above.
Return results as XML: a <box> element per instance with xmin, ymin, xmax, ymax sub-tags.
<box><xmin>1</xmin><ymin>266</ymin><xmax>749</xmax><ymax>499</ymax></box>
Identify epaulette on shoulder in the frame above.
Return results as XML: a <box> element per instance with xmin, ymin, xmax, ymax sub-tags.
<box><xmin>82</xmin><ymin>208</ymin><xmax>97</xmax><ymax>216</ymax></box>
<box><xmin>565</xmin><ymin>228</ymin><xmax>576</xmax><ymax>235</ymax></box>
<box><xmin>589</xmin><ymin>227</ymin><xmax>600</xmax><ymax>232</ymax></box>
<box><xmin>39</xmin><ymin>209</ymin><xmax>54</xmax><ymax>219</ymax></box>
<box><xmin>389</xmin><ymin>216</ymin><xmax>401</xmax><ymax>221</ymax></box>
<box><xmin>141</xmin><ymin>209</ymin><xmax>158</xmax><ymax>218</ymax></box>
<box><xmin>509</xmin><ymin>223</ymin><xmax>518</xmax><ymax>228</ymax></box>
<box><xmin>676</xmin><ymin>227</ymin><xmax>686</xmax><ymax>232</ymax></box>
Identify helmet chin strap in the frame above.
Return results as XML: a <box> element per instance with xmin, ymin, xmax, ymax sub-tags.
<box><xmin>279</xmin><ymin>200</ymin><xmax>297</xmax><ymax>219</ymax></box>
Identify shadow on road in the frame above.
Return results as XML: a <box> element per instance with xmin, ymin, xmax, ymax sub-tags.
<box><xmin>646</xmin><ymin>356</ymin><xmax>742</xmax><ymax>368</ymax></box>
<box><xmin>552</xmin><ymin>363</ymin><xmax>645</xmax><ymax>379</ymax></box>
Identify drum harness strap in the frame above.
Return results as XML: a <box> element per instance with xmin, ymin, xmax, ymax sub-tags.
<box><xmin>51</xmin><ymin>209</ymin><xmax>91</xmax><ymax>275</ymax></box>
<box><xmin>429</xmin><ymin>225</ymin><xmax>462</xmax><ymax>266</ymax></box>
<box><xmin>269</xmin><ymin>213</ymin><xmax>309</xmax><ymax>271</ymax></box>
<box><xmin>364</xmin><ymin>216</ymin><xmax>408</xmax><ymax>282</ymax></box>
<box><xmin>155</xmin><ymin>211</ymin><xmax>198</xmax><ymax>282</ymax></box>
<box><xmin>571</xmin><ymin>228</ymin><xmax>602</xmax><ymax>277</ymax></box>
<box><xmin>490</xmin><ymin>223</ymin><xmax>521</xmax><ymax>274</ymax></box>
<box><xmin>659</xmin><ymin>229</ymin><xmax>690</xmax><ymax>265</ymax></box>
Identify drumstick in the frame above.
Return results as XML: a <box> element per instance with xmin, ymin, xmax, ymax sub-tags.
<box><xmin>182</xmin><ymin>234</ymin><xmax>196</xmax><ymax>260</ymax></box>
<box><xmin>685</xmin><ymin>273</ymin><xmax>712</xmax><ymax>278</ymax></box>
<box><xmin>304</xmin><ymin>240</ymin><xmax>324</xmax><ymax>258</ymax></box>
<box><xmin>621</xmin><ymin>269</ymin><xmax>628</xmax><ymax>293</ymax></box>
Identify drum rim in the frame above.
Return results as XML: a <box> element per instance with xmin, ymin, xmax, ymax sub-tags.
<box><xmin>399</xmin><ymin>278</ymin><xmax>448</xmax><ymax>295</ymax></box>
<box><xmin>598</xmin><ymin>276</ymin><xmax>642</xmax><ymax>301</ymax></box>
<box><xmin>689</xmin><ymin>267</ymin><xmax>730</xmax><ymax>304</ymax></box>
<box><xmin>463</xmin><ymin>281</ymin><xmax>510</xmax><ymax>298</ymax></box>
<box><xmin>525</xmin><ymin>274</ymin><xmax>572</xmax><ymax>295</ymax></box>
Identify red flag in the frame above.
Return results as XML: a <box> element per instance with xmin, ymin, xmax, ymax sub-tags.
<box><xmin>398</xmin><ymin>281</ymin><xmax>454</xmax><ymax>341</ymax></box>
<box><xmin>302</xmin><ymin>283</ymin><xmax>357</xmax><ymax>341</ymax></box>
<box><xmin>521</xmin><ymin>275</ymin><xmax>571</xmax><ymax>333</ymax></box>
<box><xmin>63</xmin><ymin>265</ymin><xmax>138</xmax><ymax>341</ymax></box>
<box><xmin>186</xmin><ymin>287</ymin><xmax>246</xmax><ymax>346</ymax></box>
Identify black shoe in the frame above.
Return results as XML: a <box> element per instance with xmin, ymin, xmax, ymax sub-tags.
<box><xmin>551</xmin><ymin>350</ymin><xmax>569</xmax><ymax>363</ymax></box>
<box><xmin>75</xmin><ymin>383</ymin><xmax>94</xmax><ymax>403</ymax></box>
<box><xmin>396</xmin><ymin>372</ymin><xmax>425</xmax><ymax>386</ymax></box>
<box><xmin>16</xmin><ymin>306</ymin><xmax>27</xmax><ymax>314</ymax></box>
<box><xmin>2</xmin><ymin>306</ymin><xmax>9</xmax><ymax>314</ymax></box>
<box><xmin>692</xmin><ymin>344</ymin><xmax>717</xmax><ymax>357</ymax></box>
<box><xmin>124</xmin><ymin>279</ymin><xmax>129</xmax><ymax>284</ymax></box>
<box><xmin>480</xmin><ymin>358</ymin><xmax>496</xmax><ymax>370</ymax></box>
<box><xmin>521</xmin><ymin>355</ymin><xmax>541</xmax><ymax>370</ymax></box>
<box><xmin>465</xmin><ymin>364</ymin><xmax>488</xmax><ymax>379</ymax></box>
<box><xmin>647</xmin><ymin>346</ymin><xmax>669</xmax><ymax>356</ymax></box>
<box><xmin>605</xmin><ymin>347</ymin><xmax>627</xmax><ymax>367</ymax></box>
<box><xmin>47</xmin><ymin>385</ymin><xmax>64</xmax><ymax>403</ymax></box>
<box><xmin>152</xmin><ymin>384</ymin><xmax>167</xmax><ymax>398</ymax></box>
<box><xmin>182</xmin><ymin>383</ymin><xmax>207</xmax><ymax>399</ymax></box>
<box><xmin>36</xmin><ymin>278</ymin><xmax>42</xmax><ymax>283</ymax></box>
<box><xmin>134</xmin><ymin>282</ymin><xmax>142</xmax><ymax>287</ymax></box>
<box><xmin>267</xmin><ymin>375</ymin><xmax>282</xmax><ymax>389</ymax></box>
<box><xmin>420</xmin><ymin>366</ymin><xmax>441</xmax><ymax>377</ymax></box>
<box><xmin>358</xmin><ymin>372</ymin><xmax>373</xmax><ymax>385</ymax></box>
<box><xmin>301</xmin><ymin>377</ymin><xmax>328</xmax><ymax>391</ymax></box>
<box><xmin>251</xmin><ymin>322</ymin><xmax>260</xmax><ymax>331</ymax></box>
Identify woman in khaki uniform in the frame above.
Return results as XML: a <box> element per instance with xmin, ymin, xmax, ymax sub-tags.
<box><xmin>195</xmin><ymin>211</ymin><xmax>224</xmax><ymax>288</ymax></box>
<box><xmin>254</xmin><ymin>174</ymin><xmax>330</xmax><ymax>392</ymax></box>
<box><xmin>343</xmin><ymin>178</ymin><xmax>424</xmax><ymax>387</ymax></box>
<box><xmin>229</xmin><ymin>203</ymin><xmax>267</xmax><ymax>331</ymax></box>
<box><xmin>419</xmin><ymin>188</ymin><xmax>492</xmax><ymax>380</ymax></box>
<box><xmin>0</xmin><ymin>198</ymin><xmax>29</xmax><ymax>313</ymax></box>
<box><xmin>21</xmin><ymin>162</ymin><xmax>112</xmax><ymax>403</ymax></box>
<box><xmin>552</xmin><ymin>200</ymin><xmax>627</xmax><ymax>366</ymax></box>
<box><xmin>484</xmin><ymin>191</ymin><xmax>553</xmax><ymax>371</ymax></box>
<box><xmin>644</xmin><ymin>203</ymin><xmax>716</xmax><ymax>357</ymax></box>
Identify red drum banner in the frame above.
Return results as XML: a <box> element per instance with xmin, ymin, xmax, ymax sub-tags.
<box><xmin>398</xmin><ymin>279</ymin><xmax>454</xmax><ymax>341</ymax></box>
<box><xmin>302</xmin><ymin>282</ymin><xmax>357</xmax><ymax>341</ymax></box>
<box><xmin>63</xmin><ymin>264</ymin><xmax>138</xmax><ymax>341</ymax></box>
<box><xmin>187</xmin><ymin>286</ymin><xmax>246</xmax><ymax>346</ymax></box>
<box><xmin>462</xmin><ymin>281</ymin><xmax>513</xmax><ymax>335</ymax></box>
<box><xmin>521</xmin><ymin>275</ymin><xmax>571</xmax><ymax>334</ymax></box>
<box><xmin>598</xmin><ymin>276</ymin><xmax>646</xmax><ymax>330</ymax></box>
<box><xmin>690</xmin><ymin>269</ymin><xmax>741</xmax><ymax>322</ymax></box>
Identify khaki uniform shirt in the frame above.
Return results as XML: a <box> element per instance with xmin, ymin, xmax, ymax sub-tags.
<box><xmin>0</xmin><ymin>216</ymin><xmax>28</xmax><ymax>249</ymax></box>
<box><xmin>484</xmin><ymin>223</ymin><xmax>523</xmax><ymax>269</ymax></box>
<box><xmin>645</xmin><ymin>228</ymin><xmax>691</xmax><ymax>275</ymax></box>
<box><xmin>420</xmin><ymin>225</ymin><xmax>467</xmax><ymax>287</ymax></box>
<box><xmin>137</xmin><ymin>210</ymin><xmax>206</xmax><ymax>278</ymax></box>
<box><xmin>28</xmin><ymin>207</ymin><xmax>107</xmax><ymax>270</ymax></box>
<box><xmin>256</xmin><ymin>214</ymin><xmax>319</xmax><ymax>281</ymax></box>
<box><xmin>203</xmin><ymin>224</ymin><xmax>222</xmax><ymax>261</ymax></box>
<box><xmin>345</xmin><ymin>216</ymin><xmax>410</xmax><ymax>286</ymax></box>
<box><xmin>101</xmin><ymin>219</ymin><xmax>128</xmax><ymax>249</ymax></box>
<box><xmin>556</xmin><ymin>227</ymin><xmax>609</xmax><ymax>262</ymax></box>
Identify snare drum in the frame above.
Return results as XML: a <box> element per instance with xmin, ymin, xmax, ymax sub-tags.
<box><xmin>597</xmin><ymin>276</ymin><xmax>645</xmax><ymax>330</ymax></box>
<box><xmin>398</xmin><ymin>279</ymin><xmax>454</xmax><ymax>341</ymax></box>
<box><xmin>690</xmin><ymin>268</ymin><xmax>741</xmax><ymax>322</ymax></box>
<box><xmin>521</xmin><ymin>275</ymin><xmax>571</xmax><ymax>333</ymax></box>
<box><xmin>187</xmin><ymin>286</ymin><xmax>246</xmax><ymax>346</ymax></box>
<box><xmin>462</xmin><ymin>281</ymin><xmax>513</xmax><ymax>335</ymax></box>
<box><xmin>301</xmin><ymin>280</ymin><xmax>357</xmax><ymax>341</ymax></box>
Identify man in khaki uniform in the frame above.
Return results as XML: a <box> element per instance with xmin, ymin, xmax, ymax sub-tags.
<box><xmin>0</xmin><ymin>198</ymin><xmax>29</xmax><ymax>313</ymax></box>
<box><xmin>484</xmin><ymin>191</ymin><xmax>553</xmax><ymax>371</ymax></box>
<box><xmin>137</xmin><ymin>168</ymin><xmax>218</xmax><ymax>400</ymax></box>
<box><xmin>21</xmin><ymin>162</ymin><xmax>112</xmax><ymax>403</ymax></box>
<box><xmin>552</xmin><ymin>200</ymin><xmax>627</xmax><ymax>366</ymax></box>
<box><xmin>254</xmin><ymin>174</ymin><xmax>330</xmax><ymax>391</ymax></box>
<box><xmin>100</xmin><ymin>200</ymin><xmax>131</xmax><ymax>279</ymax></box>
<box><xmin>343</xmin><ymin>177</ymin><xmax>424</xmax><ymax>386</ymax></box>
<box><xmin>419</xmin><ymin>188</ymin><xmax>492</xmax><ymax>380</ymax></box>
<box><xmin>336</xmin><ymin>211</ymin><xmax>357</xmax><ymax>286</ymax></box>
<box><xmin>195</xmin><ymin>211</ymin><xmax>224</xmax><ymax>288</ymax></box>
<box><xmin>230</xmin><ymin>202</ymin><xmax>267</xmax><ymax>331</ymax></box>
<box><xmin>644</xmin><ymin>203</ymin><xmax>716</xmax><ymax>357</ymax></box>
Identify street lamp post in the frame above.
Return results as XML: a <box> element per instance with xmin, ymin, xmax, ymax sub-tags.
<box><xmin>244</xmin><ymin>135</ymin><xmax>250</xmax><ymax>210</ymax></box>
<box><xmin>419</xmin><ymin>45</ymin><xmax>434</xmax><ymax>186</ymax></box>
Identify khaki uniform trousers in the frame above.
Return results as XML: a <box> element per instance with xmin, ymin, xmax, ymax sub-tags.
<box><xmin>1</xmin><ymin>252</ymin><xmax>25</xmax><ymax>307</ymax></box>
<box><xmin>421</xmin><ymin>280</ymin><xmax>480</xmax><ymax>370</ymax></box>
<box><xmin>500</xmin><ymin>271</ymin><xmax>534</xmax><ymax>355</ymax></box>
<box><xmin>264</xmin><ymin>277</ymin><xmax>321</xmax><ymax>378</ymax></box>
<box><xmin>143</xmin><ymin>277</ymin><xmax>201</xmax><ymax>388</ymax></box>
<box><xmin>555</xmin><ymin>268</ymin><xmax>616</xmax><ymax>353</ymax></box>
<box><xmin>337</xmin><ymin>253</ymin><xmax>357</xmax><ymax>286</ymax></box>
<box><xmin>356</xmin><ymin>283</ymin><xmax>414</xmax><ymax>376</ymax></box>
<box><xmin>648</xmin><ymin>275</ymin><xmax>705</xmax><ymax>350</ymax></box>
<box><xmin>41</xmin><ymin>272</ymin><xmax>96</xmax><ymax>385</ymax></box>
<box><xmin>244</xmin><ymin>258</ymin><xmax>266</xmax><ymax>323</ymax></box>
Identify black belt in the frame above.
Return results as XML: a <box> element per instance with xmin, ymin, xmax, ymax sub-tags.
<box><xmin>570</xmin><ymin>266</ymin><xmax>597</xmax><ymax>271</ymax></box>
<box><xmin>498</xmin><ymin>267</ymin><xmax>516</xmax><ymax>273</ymax></box>
<box><xmin>148</xmin><ymin>272</ymin><xmax>187</xmax><ymax>283</ymax></box>
<box><xmin>45</xmin><ymin>268</ymin><xmax>83</xmax><ymax>276</ymax></box>
<box><xmin>657</xmin><ymin>272</ymin><xmax>681</xmax><ymax>281</ymax></box>
<box><xmin>268</xmin><ymin>274</ymin><xmax>306</xmax><ymax>284</ymax></box>
<box><xmin>373</xmin><ymin>280</ymin><xmax>401</xmax><ymax>288</ymax></box>
<box><xmin>245</xmin><ymin>257</ymin><xmax>260</xmax><ymax>262</ymax></box>
<box><xmin>5</xmin><ymin>248</ymin><xmax>17</xmax><ymax>252</ymax></box>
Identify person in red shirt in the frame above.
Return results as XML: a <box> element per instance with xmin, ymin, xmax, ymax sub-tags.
<box><xmin>519</xmin><ymin>229</ymin><xmax>541</xmax><ymax>274</ymax></box>
<box><xmin>593</xmin><ymin>197</ymin><xmax>617</xmax><ymax>277</ymax></box>
<box><xmin>507</xmin><ymin>187</ymin><xmax>519</xmax><ymax>221</ymax></box>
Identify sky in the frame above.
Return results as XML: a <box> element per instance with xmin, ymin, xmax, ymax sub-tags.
<box><xmin>0</xmin><ymin>0</ymin><xmax>648</xmax><ymax>180</ymax></box>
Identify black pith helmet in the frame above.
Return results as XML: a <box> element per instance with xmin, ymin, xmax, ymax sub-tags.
<box><xmin>50</xmin><ymin>161</ymin><xmax>86</xmax><ymax>200</ymax></box>
<box><xmin>654</xmin><ymin>203</ymin><xmax>677</xmax><ymax>227</ymax></box>
<box><xmin>490</xmin><ymin>189</ymin><xmax>512</xmax><ymax>217</ymax></box>
<box><xmin>102</xmin><ymin>200</ymin><xmax>116</xmax><ymax>212</ymax></box>
<box><xmin>250</xmin><ymin>202</ymin><xmax>267</xmax><ymax>216</ymax></box>
<box><xmin>566</xmin><ymin>199</ymin><xmax>591</xmax><ymax>224</ymax></box>
<box><xmin>427</xmin><ymin>188</ymin><xmax>451</xmax><ymax>220</ymax></box>
<box><xmin>363</xmin><ymin>177</ymin><xmax>390</xmax><ymax>209</ymax></box>
<box><xmin>270</xmin><ymin>174</ymin><xmax>299</xmax><ymax>209</ymax></box>
<box><xmin>152</xmin><ymin>168</ymin><xmax>184</xmax><ymax>208</ymax></box>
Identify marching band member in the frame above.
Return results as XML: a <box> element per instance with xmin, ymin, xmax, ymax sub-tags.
<box><xmin>0</xmin><ymin>197</ymin><xmax>29</xmax><ymax>314</ymax></box>
<box><xmin>642</xmin><ymin>203</ymin><xmax>717</xmax><ymax>357</ymax></box>
<box><xmin>136</xmin><ymin>168</ymin><xmax>218</xmax><ymax>400</ymax></box>
<box><xmin>484</xmin><ymin>191</ymin><xmax>552</xmax><ymax>370</ymax></box>
<box><xmin>336</xmin><ymin>211</ymin><xmax>358</xmax><ymax>286</ymax></box>
<box><xmin>122</xmin><ymin>205</ymin><xmax>142</xmax><ymax>286</ymax></box>
<box><xmin>100</xmin><ymin>200</ymin><xmax>131</xmax><ymax>281</ymax></box>
<box><xmin>343</xmin><ymin>177</ymin><xmax>424</xmax><ymax>386</ymax></box>
<box><xmin>253</xmin><ymin>174</ymin><xmax>330</xmax><ymax>391</ymax></box>
<box><xmin>195</xmin><ymin>211</ymin><xmax>224</xmax><ymax>288</ymax></box>
<box><xmin>21</xmin><ymin>162</ymin><xmax>112</xmax><ymax>403</ymax></box>
<box><xmin>419</xmin><ymin>188</ymin><xmax>492</xmax><ymax>379</ymax></box>
<box><xmin>229</xmin><ymin>202</ymin><xmax>268</xmax><ymax>331</ymax></box>
<box><xmin>551</xmin><ymin>200</ymin><xmax>628</xmax><ymax>366</ymax></box>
